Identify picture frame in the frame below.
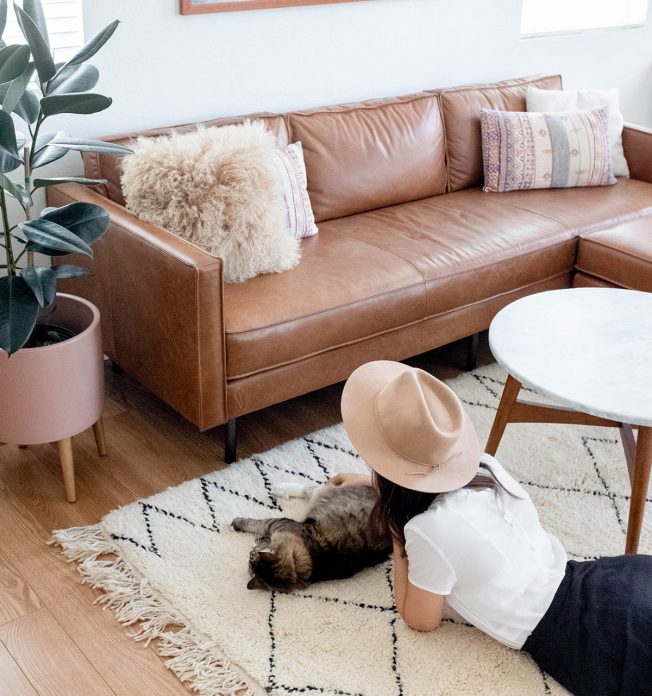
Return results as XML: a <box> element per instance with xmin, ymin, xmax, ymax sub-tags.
<box><xmin>180</xmin><ymin>0</ymin><xmax>366</xmax><ymax>15</ymax></box>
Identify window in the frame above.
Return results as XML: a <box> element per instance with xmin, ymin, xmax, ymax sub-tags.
<box><xmin>2</xmin><ymin>0</ymin><xmax>84</xmax><ymax>62</ymax></box>
<box><xmin>521</xmin><ymin>0</ymin><xmax>649</xmax><ymax>37</ymax></box>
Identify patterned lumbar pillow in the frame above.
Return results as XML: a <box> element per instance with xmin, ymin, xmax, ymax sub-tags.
<box><xmin>272</xmin><ymin>141</ymin><xmax>318</xmax><ymax>239</ymax></box>
<box><xmin>121</xmin><ymin>120</ymin><xmax>300</xmax><ymax>283</ymax></box>
<box><xmin>480</xmin><ymin>106</ymin><xmax>617</xmax><ymax>193</ymax></box>
<box><xmin>526</xmin><ymin>85</ymin><xmax>629</xmax><ymax>177</ymax></box>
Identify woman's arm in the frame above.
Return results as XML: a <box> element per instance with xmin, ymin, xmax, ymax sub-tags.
<box><xmin>392</xmin><ymin>540</ymin><xmax>445</xmax><ymax>632</ymax></box>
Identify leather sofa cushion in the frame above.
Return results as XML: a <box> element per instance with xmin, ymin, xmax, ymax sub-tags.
<box><xmin>576</xmin><ymin>217</ymin><xmax>652</xmax><ymax>291</ymax></box>
<box><xmin>82</xmin><ymin>113</ymin><xmax>289</xmax><ymax>207</ymax></box>
<box><xmin>224</xmin><ymin>193</ymin><xmax>580</xmax><ymax>380</ymax></box>
<box><xmin>320</xmin><ymin>192</ymin><xmax>577</xmax><ymax>319</ymax></box>
<box><xmin>288</xmin><ymin>93</ymin><xmax>447</xmax><ymax>222</ymax></box>
<box><xmin>469</xmin><ymin>177</ymin><xmax>652</xmax><ymax>233</ymax></box>
<box><xmin>437</xmin><ymin>74</ymin><xmax>562</xmax><ymax>192</ymax></box>
<box><xmin>223</xmin><ymin>231</ymin><xmax>426</xmax><ymax>379</ymax></box>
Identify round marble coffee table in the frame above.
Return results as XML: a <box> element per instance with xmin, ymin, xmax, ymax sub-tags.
<box><xmin>486</xmin><ymin>288</ymin><xmax>652</xmax><ymax>554</ymax></box>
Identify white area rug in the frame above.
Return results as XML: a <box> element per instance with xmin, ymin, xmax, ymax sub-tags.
<box><xmin>53</xmin><ymin>364</ymin><xmax>651</xmax><ymax>696</ymax></box>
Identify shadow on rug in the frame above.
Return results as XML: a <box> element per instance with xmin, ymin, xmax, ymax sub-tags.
<box><xmin>53</xmin><ymin>364</ymin><xmax>649</xmax><ymax>696</ymax></box>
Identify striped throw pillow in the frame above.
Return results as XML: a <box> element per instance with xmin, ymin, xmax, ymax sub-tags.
<box><xmin>480</xmin><ymin>106</ymin><xmax>616</xmax><ymax>193</ymax></box>
<box><xmin>273</xmin><ymin>141</ymin><xmax>318</xmax><ymax>239</ymax></box>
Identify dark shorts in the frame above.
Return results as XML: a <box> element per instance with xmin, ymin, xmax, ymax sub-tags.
<box><xmin>522</xmin><ymin>555</ymin><xmax>652</xmax><ymax>696</ymax></box>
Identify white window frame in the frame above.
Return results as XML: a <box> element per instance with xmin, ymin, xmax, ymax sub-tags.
<box><xmin>520</xmin><ymin>0</ymin><xmax>649</xmax><ymax>38</ymax></box>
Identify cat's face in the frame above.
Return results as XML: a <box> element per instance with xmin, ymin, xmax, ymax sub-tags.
<box><xmin>247</xmin><ymin>535</ymin><xmax>312</xmax><ymax>591</ymax></box>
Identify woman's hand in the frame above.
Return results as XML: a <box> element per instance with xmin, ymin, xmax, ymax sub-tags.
<box><xmin>326</xmin><ymin>472</ymin><xmax>373</xmax><ymax>488</ymax></box>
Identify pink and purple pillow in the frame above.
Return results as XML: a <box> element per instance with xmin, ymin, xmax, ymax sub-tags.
<box><xmin>273</xmin><ymin>141</ymin><xmax>318</xmax><ymax>239</ymax></box>
<box><xmin>480</xmin><ymin>106</ymin><xmax>616</xmax><ymax>193</ymax></box>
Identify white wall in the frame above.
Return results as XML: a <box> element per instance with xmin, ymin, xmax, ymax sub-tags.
<box><xmin>77</xmin><ymin>0</ymin><xmax>652</xmax><ymax>142</ymax></box>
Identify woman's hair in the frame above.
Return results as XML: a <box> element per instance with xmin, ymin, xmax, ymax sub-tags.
<box><xmin>370</xmin><ymin>463</ymin><xmax>514</xmax><ymax>548</ymax></box>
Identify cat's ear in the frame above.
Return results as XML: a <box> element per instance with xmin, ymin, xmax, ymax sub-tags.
<box><xmin>258</xmin><ymin>548</ymin><xmax>276</xmax><ymax>558</ymax></box>
<box><xmin>247</xmin><ymin>576</ymin><xmax>268</xmax><ymax>590</ymax></box>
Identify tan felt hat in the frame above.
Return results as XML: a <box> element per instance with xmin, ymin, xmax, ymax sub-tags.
<box><xmin>341</xmin><ymin>361</ymin><xmax>480</xmax><ymax>493</ymax></box>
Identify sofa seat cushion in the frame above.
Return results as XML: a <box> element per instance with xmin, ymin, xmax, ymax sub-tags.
<box><xmin>225</xmin><ymin>191</ymin><xmax>576</xmax><ymax>380</ymax></box>
<box><xmin>476</xmin><ymin>177</ymin><xmax>652</xmax><ymax>233</ymax></box>
<box><xmin>576</xmin><ymin>217</ymin><xmax>652</xmax><ymax>291</ymax></box>
<box><xmin>319</xmin><ymin>191</ymin><xmax>577</xmax><ymax>319</ymax></box>
<box><xmin>223</xmin><ymin>232</ymin><xmax>426</xmax><ymax>379</ymax></box>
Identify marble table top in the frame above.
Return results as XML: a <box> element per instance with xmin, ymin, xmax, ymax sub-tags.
<box><xmin>489</xmin><ymin>288</ymin><xmax>652</xmax><ymax>427</ymax></box>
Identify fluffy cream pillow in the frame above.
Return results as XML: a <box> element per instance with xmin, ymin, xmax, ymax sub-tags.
<box><xmin>121</xmin><ymin>121</ymin><xmax>300</xmax><ymax>283</ymax></box>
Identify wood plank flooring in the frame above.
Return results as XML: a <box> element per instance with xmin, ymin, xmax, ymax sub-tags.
<box><xmin>0</xmin><ymin>336</ymin><xmax>484</xmax><ymax>694</ymax></box>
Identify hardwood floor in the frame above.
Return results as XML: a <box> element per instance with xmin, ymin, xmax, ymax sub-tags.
<box><xmin>0</xmin><ymin>335</ymin><xmax>488</xmax><ymax>695</ymax></box>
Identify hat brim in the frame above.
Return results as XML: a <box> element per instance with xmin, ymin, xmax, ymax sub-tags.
<box><xmin>341</xmin><ymin>361</ymin><xmax>480</xmax><ymax>493</ymax></box>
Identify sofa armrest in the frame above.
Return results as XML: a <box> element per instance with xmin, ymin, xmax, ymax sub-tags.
<box><xmin>623</xmin><ymin>123</ymin><xmax>652</xmax><ymax>184</ymax></box>
<box><xmin>46</xmin><ymin>183</ymin><xmax>227</xmax><ymax>431</ymax></box>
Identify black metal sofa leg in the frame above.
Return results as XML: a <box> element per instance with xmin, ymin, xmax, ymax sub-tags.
<box><xmin>225</xmin><ymin>418</ymin><xmax>237</xmax><ymax>463</ymax></box>
<box><xmin>465</xmin><ymin>332</ymin><xmax>480</xmax><ymax>372</ymax></box>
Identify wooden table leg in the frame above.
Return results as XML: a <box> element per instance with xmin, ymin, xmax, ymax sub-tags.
<box><xmin>486</xmin><ymin>374</ymin><xmax>522</xmax><ymax>456</ymax></box>
<box><xmin>626</xmin><ymin>426</ymin><xmax>652</xmax><ymax>554</ymax></box>
<box><xmin>92</xmin><ymin>418</ymin><xmax>107</xmax><ymax>457</ymax></box>
<box><xmin>56</xmin><ymin>438</ymin><xmax>76</xmax><ymax>503</ymax></box>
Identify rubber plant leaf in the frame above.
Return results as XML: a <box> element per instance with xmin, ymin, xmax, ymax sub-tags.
<box><xmin>0</xmin><ymin>43</ymin><xmax>30</xmax><ymax>83</ymax></box>
<box><xmin>0</xmin><ymin>109</ymin><xmax>22</xmax><ymax>173</ymax></box>
<box><xmin>52</xmin><ymin>264</ymin><xmax>91</xmax><ymax>279</ymax></box>
<box><xmin>0</xmin><ymin>275</ymin><xmax>40</xmax><ymax>356</ymax></box>
<box><xmin>21</xmin><ymin>265</ymin><xmax>56</xmax><ymax>307</ymax></box>
<box><xmin>60</xmin><ymin>20</ymin><xmax>119</xmax><ymax>69</ymax></box>
<box><xmin>33</xmin><ymin>176</ymin><xmax>106</xmax><ymax>189</ymax></box>
<box><xmin>31</xmin><ymin>130</ymin><xmax>68</xmax><ymax>168</ymax></box>
<box><xmin>2</xmin><ymin>61</ymin><xmax>34</xmax><ymax>115</ymax></box>
<box><xmin>49</xmin><ymin>64</ymin><xmax>99</xmax><ymax>95</ymax></box>
<box><xmin>14</xmin><ymin>4</ymin><xmax>55</xmax><ymax>83</ymax></box>
<box><xmin>47</xmin><ymin>136</ymin><xmax>133</xmax><ymax>155</ymax></box>
<box><xmin>40</xmin><ymin>92</ymin><xmax>112</xmax><ymax>117</ymax></box>
<box><xmin>20</xmin><ymin>218</ymin><xmax>94</xmax><ymax>256</ymax></box>
<box><xmin>0</xmin><ymin>0</ymin><xmax>7</xmax><ymax>40</ymax></box>
<box><xmin>0</xmin><ymin>173</ymin><xmax>31</xmax><ymax>207</ymax></box>
<box><xmin>41</xmin><ymin>202</ymin><xmax>109</xmax><ymax>245</ymax></box>
<box><xmin>15</xmin><ymin>88</ymin><xmax>39</xmax><ymax>123</ymax></box>
<box><xmin>22</xmin><ymin>0</ymin><xmax>49</xmax><ymax>47</ymax></box>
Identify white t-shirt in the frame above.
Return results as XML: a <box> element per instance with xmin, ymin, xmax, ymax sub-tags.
<box><xmin>404</xmin><ymin>454</ymin><xmax>567</xmax><ymax>649</ymax></box>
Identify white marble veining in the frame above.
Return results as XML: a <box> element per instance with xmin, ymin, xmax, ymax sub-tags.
<box><xmin>489</xmin><ymin>289</ymin><xmax>652</xmax><ymax>427</ymax></box>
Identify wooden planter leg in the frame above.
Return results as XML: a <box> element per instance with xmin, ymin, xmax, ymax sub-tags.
<box><xmin>92</xmin><ymin>418</ymin><xmax>107</xmax><ymax>457</ymax></box>
<box><xmin>56</xmin><ymin>438</ymin><xmax>76</xmax><ymax>503</ymax></box>
<box><xmin>465</xmin><ymin>332</ymin><xmax>480</xmax><ymax>372</ymax></box>
<box><xmin>486</xmin><ymin>374</ymin><xmax>522</xmax><ymax>456</ymax></box>
<box><xmin>225</xmin><ymin>419</ymin><xmax>237</xmax><ymax>464</ymax></box>
<box><xmin>626</xmin><ymin>426</ymin><xmax>652</xmax><ymax>554</ymax></box>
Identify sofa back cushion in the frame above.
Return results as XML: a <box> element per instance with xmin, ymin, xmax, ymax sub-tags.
<box><xmin>287</xmin><ymin>93</ymin><xmax>447</xmax><ymax>222</ymax></box>
<box><xmin>82</xmin><ymin>113</ymin><xmax>289</xmax><ymax>206</ymax></box>
<box><xmin>437</xmin><ymin>74</ymin><xmax>562</xmax><ymax>192</ymax></box>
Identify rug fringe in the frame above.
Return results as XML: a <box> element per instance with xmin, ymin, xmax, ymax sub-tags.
<box><xmin>51</xmin><ymin>525</ymin><xmax>257</xmax><ymax>696</ymax></box>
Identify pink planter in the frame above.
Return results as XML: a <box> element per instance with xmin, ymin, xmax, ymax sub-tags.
<box><xmin>0</xmin><ymin>294</ymin><xmax>104</xmax><ymax>445</ymax></box>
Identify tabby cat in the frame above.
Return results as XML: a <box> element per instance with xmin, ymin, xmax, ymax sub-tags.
<box><xmin>232</xmin><ymin>485</ymin><xmax>392</xmax><ymax>591</ymax></box>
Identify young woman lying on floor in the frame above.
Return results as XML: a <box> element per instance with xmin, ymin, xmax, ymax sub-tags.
<box><xmin>329</xmin><ymin>360</ymin><xmax>652</xmax><ymax>696</ymax></box>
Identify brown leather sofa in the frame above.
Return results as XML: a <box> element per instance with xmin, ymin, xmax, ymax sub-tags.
<box><xmin>48</xmin><ymin>74</ymin><xmax>652</xmax><ymax>461</ymax></box>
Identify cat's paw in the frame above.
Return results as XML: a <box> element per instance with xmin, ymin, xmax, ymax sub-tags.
<box><xmin>231</xmin><ymin>517</ymin><xmax>248</xmax><ymax>532</ymax></box>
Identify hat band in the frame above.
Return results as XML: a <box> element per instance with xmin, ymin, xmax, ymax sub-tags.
<box><xmin>404</xmin><ymin>451</ymin><xmax>463</xmax><ymax>477</ymax></box>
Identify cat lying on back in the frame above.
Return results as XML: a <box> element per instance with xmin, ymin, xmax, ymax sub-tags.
<box><xmin>232</xmin><ymin>485</ymin><xmax>392</xmax><ymax>591</ymax></box>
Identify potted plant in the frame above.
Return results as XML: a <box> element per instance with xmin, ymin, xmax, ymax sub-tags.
<box><xmin>0</xmin><ymin>0</ymin><xmax>131</xmax><ymax>501</ymax></box>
